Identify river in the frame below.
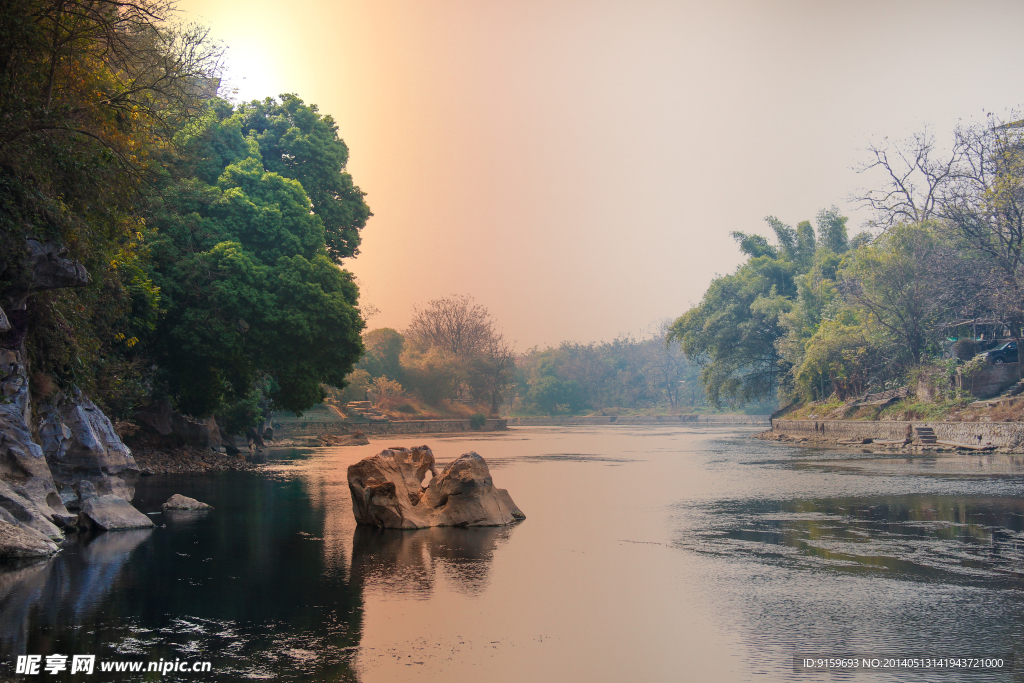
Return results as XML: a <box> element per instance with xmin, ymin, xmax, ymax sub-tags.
<box><xmin>2</xmin><ymin>425</ymin><xmax>1023</xmax><ymax>681</ymax></box>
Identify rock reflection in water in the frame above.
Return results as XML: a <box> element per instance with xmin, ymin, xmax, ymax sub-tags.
<box><xmin>350</xmin><ymin>525</ymin><xmax>513</xmax><ymax>598</ymax></box>
<box><xmin>680</xmin><ymin>495</ymin><xmax>1024</xmax><ymax>586</ymax></box>
<box><xmin>0</xmin><ymin>528</ymin><xmax>151</xmax><ymax>655</ymax></box>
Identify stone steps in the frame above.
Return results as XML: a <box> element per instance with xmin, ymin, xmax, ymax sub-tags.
<box><xmin>915</xmin><ymin>426</ymin><xmax>937</xmax><ymax>444</ymax></box>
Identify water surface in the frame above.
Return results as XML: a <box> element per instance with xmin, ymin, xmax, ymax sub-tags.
<box><xmin>2</xmin><ymin>426</ymin><xmax>1023</xmax><ymax>682</ymax></box>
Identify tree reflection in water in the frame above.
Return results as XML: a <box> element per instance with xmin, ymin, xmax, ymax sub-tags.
<box><xmin>678</xmin><ymin>494</ymin><xmax>1024</xmax><ymax>587</ymax></box>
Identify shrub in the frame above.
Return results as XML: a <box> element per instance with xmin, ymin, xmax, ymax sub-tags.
<box><xmin>953</xmin><ymin>338</ymin><xmax>978</xmax><ymax>360</ymax></box>
<box><xmin>370</xmin><ymin>376</ymin><xmax>404</xmax><ymax>409</ymax></box>
<box><xmin>469</xmin><ymin>412</ymin><xmax>487</xmax><ymax>430</ymax></box>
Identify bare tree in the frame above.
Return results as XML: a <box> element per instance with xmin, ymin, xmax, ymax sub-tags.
<box><xmin>406</xmin><ymin>294</ymin><xmax>495</xmax><ymax>358</ymax></box>
<box><xmin>853</xmin><ymin>129</ymin><xmax>966</xmax><ymax>229</ymax></box>
<box><xmin>856</xmin><ymin>116</ymin><xmax>1024</xmax><ymax>368</ymax></box>
<box><xmin>472</xmin><ymin>331</ymin><xmax>516</xmax><ymax>415</ymax></box>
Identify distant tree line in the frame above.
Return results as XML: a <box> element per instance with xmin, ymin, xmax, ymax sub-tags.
<box><xmin>669</xmin><ymin>117</ymin><xmax>1024</xmax><ymax>408</ymax></box>
<box><xmin>512</xmin><ymin>325</ymin><xmax>711</xmax><ymax>415</ymax></box>
<box><xmin>338</xmin><ymin>302</ymin><xmax>715</xmax><ymax>417</ymax></box>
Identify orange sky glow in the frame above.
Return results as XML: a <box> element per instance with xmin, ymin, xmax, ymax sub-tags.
<box><xmin>177</xmin><ymin>0</ymin><xmax>1024</xmax><ymax>349</ymax></box>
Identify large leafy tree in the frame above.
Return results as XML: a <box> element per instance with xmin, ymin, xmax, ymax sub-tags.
<box><xmin>840</xmin><ymin>222</ymin><xmax>948</xmax><ymax>365</ymax></box>
<box><xmin>670</xmin><ymin>209</ymin><xmax>854</xmax><ymax>407</ymax></box>
<box><xmin>233</xmin><ymin>95</ymin><xmax>371</xmax><ymax>261</ymax></box>
<box><xmin>669</xmin><ymin>255</ymin><xmax>796</xmax><ymax>407</ymax></box>
<box><xmin>146</xmin><ymin>98</ymin><xmax>368</xmax><ymax>417</ymax></box>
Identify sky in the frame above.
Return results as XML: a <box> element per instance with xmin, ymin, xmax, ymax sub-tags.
<box><xmin>177</xmin><ymin>0</ymin><xmax>1024</xmax><ymax>349</ymax></box>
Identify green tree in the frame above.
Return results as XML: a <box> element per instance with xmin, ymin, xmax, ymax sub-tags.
<box><xmin>233</xmin><ymin>94</ymin><xmax>370</xmax><ymax>261</ymax></box>
<box><xmin>525</xmin><ymin>354</ymin><xmax>588</xmax><ymax>415</ymax></box>
<box><xmin>145</xmin><ymin>99</ymin><xmax>367</xmax><ymax>416</ymax></box>
<box><xmin>815</xmin><ymin>206</ymin><xmax>849</xmax><ymax>253</ymax></box>
<box><xmin>840</xmin><ymin>222</ymin><xmax>947</xmax><ymax>365</ymax></box>
<box><xmin>668</xmin><ymin>255</ymin><xmax>797</xmax><ymax>407</ymax></box>
<box><xmin>0</xmin><ymin>0</ymin><xmax>220</xmax><ymax>415</ymax></box>
<box><xmin>359</xmin><ymin>328</ymin><xmax>405</xmax><ymax>381</ymax></box>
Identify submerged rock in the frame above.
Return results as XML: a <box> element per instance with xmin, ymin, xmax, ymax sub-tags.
<box><xmin>162</xmin><ymin>494</ymin><xmax>212</xmax><ymax>510</ymax></box>
<box><xmin>348</xmin><ymin>446</ymin><xmax>525</xmax><ymax>529</ymax></box>
<box><xmin>78</xmin><ymin>495</ymin><xmax>155</xmax><ymax>531</ymax></box>
<box><xmin>318</xmin><ymin>433</ymin><xmax>369</xmax><ymax>447</ymax></box>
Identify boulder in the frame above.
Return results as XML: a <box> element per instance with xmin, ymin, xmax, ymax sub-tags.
<box><xmin>78</xmin><ymin>495</ymin><xmax>154</xmax><ymax>531</ymax></box>
<box><xmin>162</xmin><ymin>494</ymin><xmax>212</xmax><ymax>510</ymax></box>
<box><xmin>348</xmin><ymin>446</ymin><xmax>525</xmax><ymax>529</ymax></box>
<box><xmin>0</xmin><ymin>518</ymin><xmax>59</xmax><ymax>558</ymax></box>
<box><xmin>134</xmin><ymin>397</ymin><xmax>174</xmax><ymax>436</ymax></box>
<box><xmin>24</xmin><ymin>238</ymin><xmax>90</xmax><ymax>296</ymax></box>
<box><xmin>38</xmin><ymin>391</ymin><xmax>140</xmax><ymax>507</ymax></box>
<box><xmin>0</xmin><ymin>349</ymin><xmax>71</xmax><ymax>538</ymax></box>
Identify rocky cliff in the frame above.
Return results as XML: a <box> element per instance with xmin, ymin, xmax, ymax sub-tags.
<box><xmin>0</xmin><ymin>240</ymin><xmax>150</xmax><ymax>558</ymax></box>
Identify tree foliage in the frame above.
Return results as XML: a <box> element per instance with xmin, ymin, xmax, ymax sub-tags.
<box><xmin>145</xmin><ymin>97</ymin><xmax>367</xmax><ymax>416</ymax></box>
<box><xmin>514</xmin><ymin>329</ymin><xmax>705</xmax><ymax>415</ymax></box>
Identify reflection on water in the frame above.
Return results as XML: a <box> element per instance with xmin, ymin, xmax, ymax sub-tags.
<box><xmin>679</xmin><ymin>495</ymin><xmax>1024</xmax><ymax>587</ymax></box>
<box><xmin>351</xmin><ymin>526</ymin><xmax>514</xmax><ymax>598</ymax></box>
<box><xmin>2</xmin><ymin>427</ymin><xmax>1024</xmax><ymax>682</ymax></box>
<box><xmin>817</xmin><ymin>452</ymin><xmax>1024</xmax><ymax>476</ymax></box>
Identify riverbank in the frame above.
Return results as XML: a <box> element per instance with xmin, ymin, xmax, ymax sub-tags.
<box><xmin>132</xmin><ymin>445</ymin><xmax>262</xmax><ymax>475</ymax></box>
<box><xmin>764</xmin><ymin>418</ymin><xmax>1024</xmax><ymax>453</ymax></box>
<box><xmin>506</xmin><ymin>414</ymin><xmax>769</xmax><ymax>426</ymax></box>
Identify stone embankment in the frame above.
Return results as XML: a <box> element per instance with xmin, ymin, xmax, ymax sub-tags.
<box><xmin>765</xmin><ymin>418</ymin><xmax>1024</xmax><ymax>452</ymax></box>
<box><xmin>507</xmin><ymin>414</ymin><xmax>770</xmax><ymax>426</ymax></box>
<box><xmin>272</xmin><ymin>418</ymin><xmax>507</xmax><ymax>437</ymax></box>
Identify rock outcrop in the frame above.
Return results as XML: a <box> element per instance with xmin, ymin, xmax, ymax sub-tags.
<box><xmin>162</xmin><ymin>494</ymin><xmax>212</xmax><ymax>510</ymax></box>
<box><xmin>0</xmin><ymin>518</ymin><xmax>59</xmax><ymax>558</ymax></box>
<box><xmin>3</xmin><ymin>239</ymin><xmax>91</xmax><ymax>310</ymax></box>
<box><xmin>0</xmin><ymin>238</ymin><xmax>152</xmax><ymax>544</ymax></box>
<box><xmin>0</xmin><ymin>349</ymin><xmax>72</xmax><ymax>538</ymax></box>
<box><xmin>348</xmin><ymin>446</ymin><xmax>525</xmax><ymax>529</ymax></box>
<box><xmin>135</xmin><ymin>398</ymin><xmax>222</xmax><ymax>450</ymax></box>
<box><xmin>38</xmin><ymin>391</ymin><xmax>141</xmax><ymax>508</ymax></box>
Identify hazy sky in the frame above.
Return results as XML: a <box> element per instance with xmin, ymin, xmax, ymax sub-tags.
<box><xmin>178</xmin><ymin>0</ymin><xmax>1024</xmax><ymax>349</ymax></box>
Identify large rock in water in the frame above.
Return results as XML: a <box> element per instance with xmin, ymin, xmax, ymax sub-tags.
<box><xmin>38</xmin><ymin>391</ymin><xmax>140</xmax><ymax>508</ymax></box>
<box><xmin>78</xmin><ymin>495</ymin><xmax>154</xmax><ymax>531</ymax></box>
<box><xmin>348</xmin><ymin>446</ymin><xmax>525</xmax><ymax>529</ymax></box>
<box><xmin>162</xmin><ymin>494</ymin><xmax>212</xmax><ymax>510</ymax></box>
